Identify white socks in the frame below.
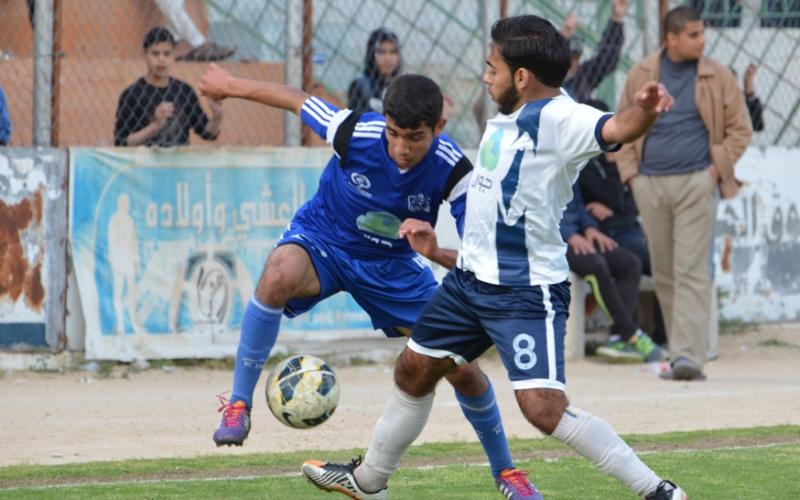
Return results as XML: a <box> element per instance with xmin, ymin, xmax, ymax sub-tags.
<box><xmin>354</xmin><ymin>388</ymin><xmax>434</xmax><ymax>492</ymax></box>
<box><xmin>552</xmin><ymin>407</ymin><xmax>662</xmax><ymax>497</ymax></box>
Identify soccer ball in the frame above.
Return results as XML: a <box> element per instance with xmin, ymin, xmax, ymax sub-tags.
<box><xmin>265</xmin><ymin>354</ymin><xmax>339</xmax><ymax>429</ymax></box>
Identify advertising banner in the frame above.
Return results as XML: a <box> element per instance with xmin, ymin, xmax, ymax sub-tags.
<box><xmin>70</xmin><ymin>148</ymin><xmax>374</xmax><ymax>360</ymax></box>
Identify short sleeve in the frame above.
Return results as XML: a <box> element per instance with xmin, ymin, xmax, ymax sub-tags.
<box><xmin>558</xmin><ymin>103</ymin><xmax>621</xmax><ymax>164</ymax></box>
<box><xmin>114</xmin><ymin>88</ymin><xmax>138</xmax><ymax>146</ymax></box>
<box><xmin>300</xmin><ymin>96</ymin><xmax>352</xmax><ymax>143</ymax></box>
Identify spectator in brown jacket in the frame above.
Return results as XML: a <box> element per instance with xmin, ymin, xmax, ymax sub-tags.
<box><xmin>616</xmin><ymin>6</ymin><xmax>752</xmax><ymax>381</ymax></box>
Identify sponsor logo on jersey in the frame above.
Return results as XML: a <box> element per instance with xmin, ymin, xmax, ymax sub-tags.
<box><xmin>407</xmin><ymin>193</ymin><xmax>431</xmax><ymax>213</ymax></box>
<box><xmin>349</xmin><ymin>172</ymin><xmax>373</xmax><ymax>198</ymax></box>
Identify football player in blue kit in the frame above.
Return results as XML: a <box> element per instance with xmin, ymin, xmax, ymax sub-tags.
<box><xmin>302</xmin><ymin>15</ymin><xmax>687</xmax><ymax>500</ymax></box>
<box><xmin>198</xmin><ymin>64</ymin><xmax>538</xmax><ymax>497</ymax></box>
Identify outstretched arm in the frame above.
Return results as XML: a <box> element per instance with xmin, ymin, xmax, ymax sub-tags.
<box><xmin>602</xmin><ymin>81</ymin><xmax>673</xmax><ymax>145</ymax></box>
<box><xmin>199</xmin><ymin>63</ymin><xmax>308</xmax><ymax>115</ymax></box>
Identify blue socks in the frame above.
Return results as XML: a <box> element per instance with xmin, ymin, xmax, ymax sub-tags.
<box><xmin>230</xmin><ymin>297</ymin><xmax>282</xmax><ymax>409</ymax></box>
<box><xmin>455</xmin><ymin>379</ymin><xmax>514</xmax><ymax>478</ymax></box>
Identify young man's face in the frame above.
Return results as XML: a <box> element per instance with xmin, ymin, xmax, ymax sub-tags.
<box><xmin>145</xmin><ymin>41</ymin><xmax>175</xmax><ymax>80</ymax></box>
<box><xmin>666</xmin><ymin>20</ymin><xmax>705</xmax><ymax>62</ymax></box>
<box><xmin>384</xmin><ymin>115</ymin><xmax>442</xmax><ymax>170</ymax></box>
<box><xmin>483</xmin><ymin>44</ymin><xmax>520</xmax><ymax>115</ymax></box>
<box><xmin>375</xmin><ymin>41</ymin><xmax>400</xmax><ymax>78</ymax></box>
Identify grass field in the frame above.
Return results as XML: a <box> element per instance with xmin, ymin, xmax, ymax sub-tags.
<box><xmin>1</xmin><ymin>425</ymin><xmax>798</xmax><ymax>499</ymax></box>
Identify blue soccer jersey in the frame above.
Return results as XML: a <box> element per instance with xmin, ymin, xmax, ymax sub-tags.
<box><xmin>295</xmin><ymin>96</ymin><xmax>472</xmax><ymax>259</ymax></box>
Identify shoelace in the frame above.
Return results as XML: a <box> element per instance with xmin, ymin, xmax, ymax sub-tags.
<box><xmin>502</xmin><ymin>469</ymin><xmax>535</xmax><ymax>496</ymax></box>
<box><xmin>216</xmin><ymin>393</ymin><xmax>246</xmax><ymax>427</ymax></box>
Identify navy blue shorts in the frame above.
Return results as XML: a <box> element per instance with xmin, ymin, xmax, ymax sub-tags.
<box><xmin>409</xmin><ymin>268</ymin><xmax>570</xmax><ymax>390</ymax></box>
<box><xmin>276</xmin><ymin>223</ymin><xmax>438</xmax><ymax>337</ymax></box>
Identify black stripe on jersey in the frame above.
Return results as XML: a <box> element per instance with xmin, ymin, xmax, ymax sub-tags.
<box><xmin>332</xmin><ymin>111</ymin><xmax>363</xmax><ymax>165</ymax></box>
<box><xmin>443</xmin><ymin>156</ymin><xmax>473</xmax><ymax>200</ymax></box>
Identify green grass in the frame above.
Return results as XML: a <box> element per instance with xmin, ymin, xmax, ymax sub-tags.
<box><xmin>1</xmin><ymin>426</ymin><xmax>798</xmax><ymax>499</ymax></box>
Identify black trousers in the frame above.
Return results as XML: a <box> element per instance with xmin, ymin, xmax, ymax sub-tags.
<box><xmin>567</xmin><ymin>245</ymin><xmax>642</xmax><ymax>340</ymax></box>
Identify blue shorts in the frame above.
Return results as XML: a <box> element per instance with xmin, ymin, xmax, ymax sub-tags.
<box><xmin>409</xmin><ymin>268</ymin><xmax>570</xmax><ymax>391</ymax></box>
<box><xmin>276</xmin><ymin>223</ymin><xmax>438</xmax><ymax>336</ymax></box>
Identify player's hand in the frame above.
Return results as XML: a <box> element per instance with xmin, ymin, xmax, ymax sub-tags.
<box><xmin>207</xmin><ymin>97</ymin><xmax>224</xmax><ymax>116</ymax></box>
<box><xmin>199</xmin><ymin>63</ymin><xmax>233</xmax><ymax>101</ymax></box>
<box><xmin>634</xmin><ymin>81</ymin><xmax>673</xmax><ymax>114</ymax></box>
<box><xmin>152</xmin><ymin>101</ymin><xmax>174</xmax><ymax>128</ymax></box>
<box><xmin>399</xmin><ymin>218</ymin><xmax>438</xmax><ymax>258</ymax></box>
<box><xmin>586</xmin><ymin>202</ymin><xmax>613</xmax><ymax>221</ymax></box>
<box><xmin>585</xmin><ymin>227</ymin><xmax>618</xmax><ymax>253</ymax></box>
<box><xmin>568</xmin><ymin>234</ymin><xmax>595</xmax><ymax>255</ymax></box>
<box><xmin>612</xmin><ymin>0</ymin><xmax>629</xmax><ymax>22</ymax></box>
<box><xmin>561</xmin><ymin>13</ymin><xmax>578</xmax><ymax>38</ymax></box>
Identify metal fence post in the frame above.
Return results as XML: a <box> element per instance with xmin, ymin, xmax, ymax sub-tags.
<box><xmin>33</xmin><ymin>0</ymin><xmax>54</xmax><ymax>147</ymax></box>
<box><xmin>285</xmin><ymin>0</ymin><xmax>304</xmax><ymax>147</ymax></box>
<box><xmin>479</xmin><ymin>0</ymin><xmax>501</xmax><ymax>131</ymax></box>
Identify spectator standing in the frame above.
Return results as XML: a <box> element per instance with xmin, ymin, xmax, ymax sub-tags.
<box><xmin>617</xmin><ymin>6</ymin><xmax>752</xmax><ymax>381</ymax></box>
<box><xmin>114</xmin><ymin>27</ymin><xmax>223</xmax><ymax>147</ymax></box>
<box><xmin>0</xmin><ymin>84</ymin><xmax>10</xmax><ymax>145</ymax></box>
<box><xmin>560</xmin><ymin>184</ymin><xmax>666</xmax><ymax>363</ymax></box>
<box><xmin>347</xmin><ymin>28</ymin><xmax>402</xmax><ymax>113</ymax></box>
<box><xmin>561</xmin><ymin>0</ymin><xmax>628</xmax><ymax>102</ymax></box>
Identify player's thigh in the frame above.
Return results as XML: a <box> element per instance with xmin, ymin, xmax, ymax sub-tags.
<box><xmin>345</xmin><ymin>255</ymin><xmax>439</xmax><ymax>337</ymax></box>
<box><xmin>482</xmin><ymin>282</ymin><xmax>570</xmax><ymax>392</ymax></box>
<box><xmin>258</xmin><ymin>243</ymin><xmax>321</xmax><ymax>301</ymax></box>
<box><xmin>409</xmin><ymin>269</ymin><xmax>494</xmax><ymax>364</ymax></box>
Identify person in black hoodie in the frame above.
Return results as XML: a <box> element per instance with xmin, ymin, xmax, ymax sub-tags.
<box><xmin>579</xmin><ymin>99</ymin><xmax>667</xmax><ymax>347</ymax></box>
<box><xmin>560</xmin><ymin>182</ymin><xmax>667</xmax><ymax>364</ymax></box>
<box><xmin>347</xmin><ymin>28</ymin><xmax>402</xmax><ymax>113</ymax></box>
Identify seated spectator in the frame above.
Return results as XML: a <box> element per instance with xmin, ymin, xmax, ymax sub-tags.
<box><xmin>579</xmin><ymin>99</ymin><xmax>667</xmax><ymax>345</ymax></box>
<box><xmin>154</xmin><ymin>0</ymin><xmax>236</xmax><ymax>61</ymax></box>
<box><xmin>114</xmin><ymin>27</ymin><xmax>223</xmax><ymax>147</ymax></box>
<box><xmin>0</xmin><ymin>84</ymin><xmax>10</xmax><ymax>145</ymax></box>
<box><xmin>561</xmin><ymin>0</ymin><xmax>628</xmax><ymax>102</ymax></box>
<box><xmin>560</xmin><ymin>183</ymin><xmax>667</xmax><ymax>363</ymax></box>
<box><xmin>347</xmin><ymin>27</ymin><xmax>401</xmax><ymax>113</ymax></box>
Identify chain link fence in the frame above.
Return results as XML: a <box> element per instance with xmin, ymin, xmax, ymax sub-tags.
<box><xmin>1</xmin><ymin>0</ymin><xmax>798</xmax><ymax>148</ymax></box>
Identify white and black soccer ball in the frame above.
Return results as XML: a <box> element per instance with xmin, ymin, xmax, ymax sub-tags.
<box><xmin>265</xmin><ymin>355</ymin><xmax>339</xmax><ymax>429</ymax></box>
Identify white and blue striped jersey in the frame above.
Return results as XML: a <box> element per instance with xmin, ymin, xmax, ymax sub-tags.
<box><xmin>295</xmin><ymin>96</ymin><xmax>472</xmax><ymax>259</ymax></box>
<box><xmin>457</xmin><ymin>94</ymin><xmax>619</xmax><ymax>286</ymax></box>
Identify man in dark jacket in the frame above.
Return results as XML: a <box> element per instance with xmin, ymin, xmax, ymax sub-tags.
<box><xmin>562</xmin><ymin>0</ymin><xmax>628</xmax><ymax>102</ymax></box>
<box><xmin>561</xmin><ymin>184</ymin><xmax>666</xmax><ymax>363</ymax></box>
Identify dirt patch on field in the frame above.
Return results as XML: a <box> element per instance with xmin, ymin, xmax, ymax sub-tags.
<box><xmin>1</xmin><ymin>325</ymin><xmax>799</xmax><ymax>477</ymax></box>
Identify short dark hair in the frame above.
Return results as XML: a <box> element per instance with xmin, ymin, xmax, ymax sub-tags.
<box><xmin>664</xmin><ymin>6</ymin><xmax>702</xmax><ymax>36</ymax></box>
<box><xmin>490</xmin><ymin>15</ymin><xmax>571</xmax><ymax>88</ymax></box>
<box><xmin>383</xmin><ymin>74</ymin><xmax>443</xmax><ymax>129</ymax></box>
<box><xmin>143</xmin><ymin>27</ymin><xmax>176</xmax><ymax>50</ymax></box>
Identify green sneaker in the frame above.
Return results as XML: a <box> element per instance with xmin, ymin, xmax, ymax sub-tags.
<box><xmin>596</xmin><ymin>336</ymin><xmax>645</xmax><ymax>363</ymax></box>
<box><xmin>632</xmin><ymin>330</ymin><xmax>669</xmax><ymax>363</ymax></box>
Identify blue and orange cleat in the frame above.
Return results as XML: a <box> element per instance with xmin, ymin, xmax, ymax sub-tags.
<box><xmin>495</xmin><ymin>468</ymin><xmax>544</xmax><ymax>500</ymax></box>
<box><xmin>213</xmin><ymin>395</ymin><xmax>251</xmax><ymax>447</ymax></box>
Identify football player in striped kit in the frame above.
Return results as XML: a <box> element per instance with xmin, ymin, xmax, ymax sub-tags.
<box><xmin>302</xmin><ymin>15</ymin><xmax>686</xmax><ymax>500</ymax></box>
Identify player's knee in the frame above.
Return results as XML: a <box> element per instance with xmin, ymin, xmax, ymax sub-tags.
<box><xmin>394</xmin><ymin>348</ymin><xmax>447</xmax><ymax>397</ymax></box>
<box><xmin>255</xmin><ymin>265</ymin><xmax>295</xmax><ymax>306</ymax></box>
<box><xmin>444</xmin><ymin>361</ymin><xmax>488</xmax><ymax>396</ymax></box>
<box><xmin>515</xmin><ymin>388</ymin><xmax>569</xmax><ymax>435</ymax></box>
